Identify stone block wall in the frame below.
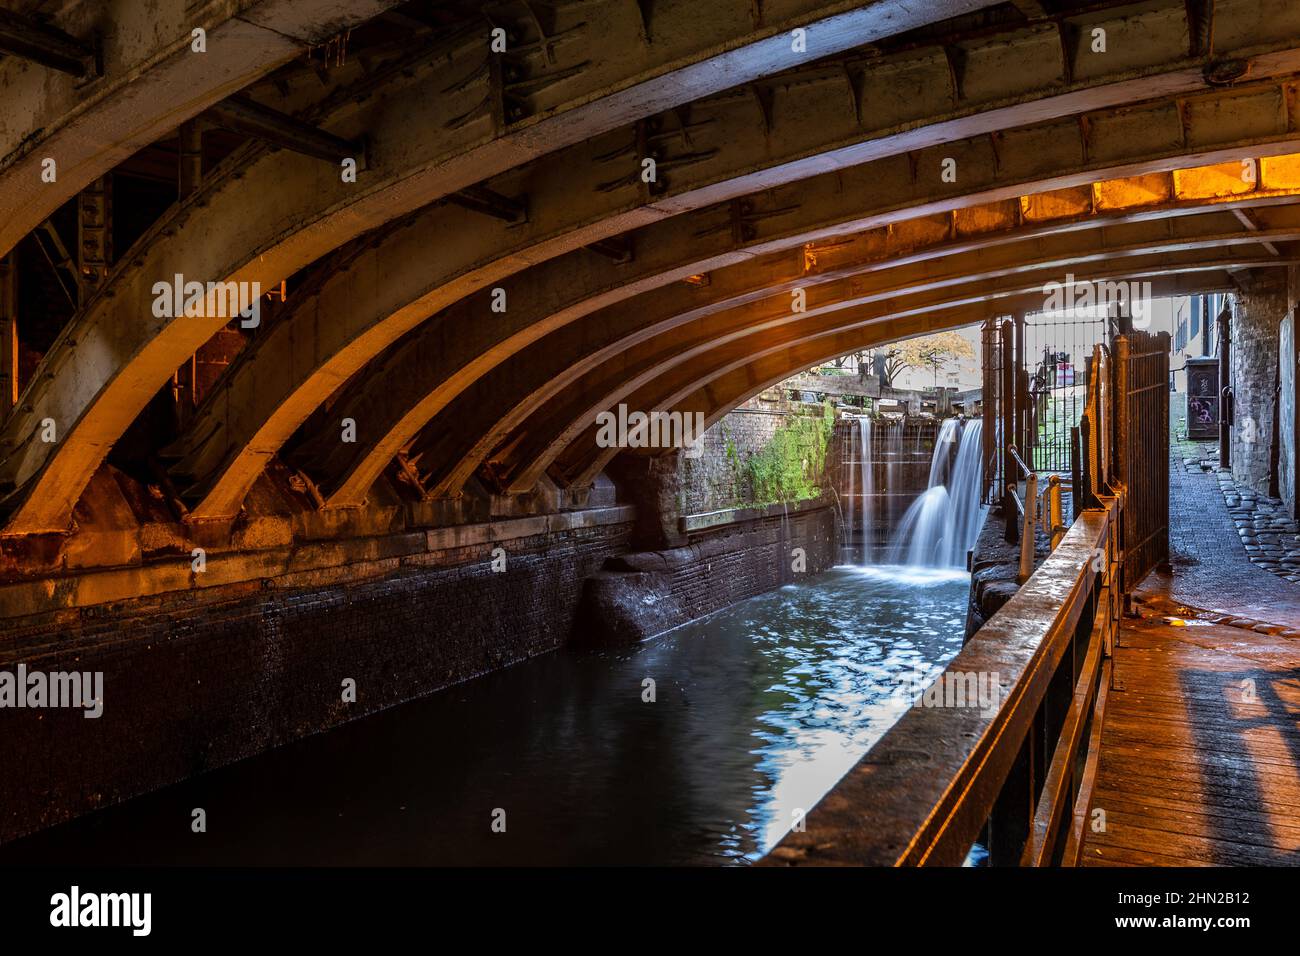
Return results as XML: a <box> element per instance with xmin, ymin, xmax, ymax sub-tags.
<box><xmin>0</xmin><ymin>514</ymin><xmax>632</xmax><ymax>846</ymax></box>
<box><xmin>677</xmin><ymin>398</ymin><xmax>828</xmax><ymax>515</ymax></box>
<box><xmin>1229</xmin><ymin>274</ymin><xmax>1288</xmax><ymax>495</ymax></box>
<box><xmin>1281</xmin><ymin>311</ymin><xmax>1296</xmax><ymax>516</ymax></box>
<box><xmin>577</xmin><ymin>503</ymin><xmax>837</xmax><ymax>644</ymax></box>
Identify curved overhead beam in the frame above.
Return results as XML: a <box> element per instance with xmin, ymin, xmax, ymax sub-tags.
<box><xmin>0</xmin><ymin>0</ymin><xmax>1006</xmax><ymax>534</ymax></box>
<box><xmin>394</xmin><ymin>204</ymin><xmax>1300</xmax><ymax>497</ymax></box>
<box><xmin>145</xmin><ymin>0</ymin><xmax>1300</xmax><ymax>521</ymax></box>
<box><xmin>284</xmin><ymin>81</ymin><xmax>1300</xmax><ymax>513</ymax></box>
<box><xmin>560</xmin><ymin>266</ymin><xmax>1268</xmax><ymax>490</ymax></box>
<box><xmin>0</xmin><ymin>0</ymin><xmax>399</xmax><ymax>259</ymax></box>
<box><xmin>493</xmin><ymin>244</ymin><xmax>1298</xmax><ymax>493</ymax></box>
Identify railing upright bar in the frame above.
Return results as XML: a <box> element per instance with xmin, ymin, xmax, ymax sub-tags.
<box><xmin>1047</xmin><ymin>475</ymin><xmax>1064</xmax><ymax>550</ymax></box>
<box><xmin>1002</xmin><ymin>319</ymin><xmax>1016</xmax><ymax>542</ymax></box>
<box><xmin>1018</xmin><ymin>472</ymin><xmax>1038</xmax><ymax>583</ymax></box>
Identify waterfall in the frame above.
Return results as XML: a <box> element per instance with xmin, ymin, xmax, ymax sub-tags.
<box><xmin>885</xmin><ymin>420</ymin><xmax>902</xmax><ymax>532</ymax></box>
<box><xmin>858</xmin><ymin>417</ymin><xmax>872</xmax><ymax>563</ymax></box>
<box><xmin>927</xmin><ymin>418</ymin><xmax>960</xmax><ymax>488</ymax></box>
<box><xmin>843</xmin><ymin>421</ymin><xmax>856</xmax><ymax>553</ymax></box>
<box><xmin>886</xmin><ymin>419</ymin><xmax>986</xmax><ymax>569</ymax></box>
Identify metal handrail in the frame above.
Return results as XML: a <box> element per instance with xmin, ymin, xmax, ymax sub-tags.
<box><xmin>1006</xmin><ymin>446</ymin><xmax>1070</xmax><ymax>580</ymax></box>
<box><xmin>1007</xmin><ymin>443</ymin><xmax>1032</xmax><ymax>480</ymax></box>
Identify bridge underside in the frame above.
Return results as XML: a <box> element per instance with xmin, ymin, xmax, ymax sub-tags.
<box><xmin>1</xmin><ymin>0</ymin><xmax>1299</xmax><ymax>866</ymax></box>
<box><xmin>0</xmin><ymin>0</ymin><xmax>1294</xmax><ymax>551</ymax></box>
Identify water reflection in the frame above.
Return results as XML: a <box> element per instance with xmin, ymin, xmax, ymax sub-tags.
<box><xmin>1</xmin><ymin>565</ymin><xmax>967</xmax><ymax>866</ymax></box>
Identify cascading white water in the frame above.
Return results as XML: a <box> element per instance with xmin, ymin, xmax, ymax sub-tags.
<box><xmin>887</xmin><ymin>485</ymin><xmax>952</xmax><ymax>567</ymax></box>
<box><xmin>944</xmin><ymin>419</ymin><xmax>985</xmax><ymax>567</ymax></box>
<box><xmin>886</xmin><ymin>419</ymin><xmax>986</xmax><ymax>569</ymax></box>
<box><xmin>843</xmin><ymin>422</ymin><xmax>855</xmax><ymax>552</ymax></box>
<box><xmin>885</xmin><ymin>420</ymin><xmax>902</xmax><ymax>531</ymax></box>
<box><xmin>927</xmin><ymin>418</ymin><xmax>960</xmax><ymax>488</ymax></box>
<box><xmin>858</xmin><ymin>417</ymin><xmax>872</xmax><ymax>563</ymax></box>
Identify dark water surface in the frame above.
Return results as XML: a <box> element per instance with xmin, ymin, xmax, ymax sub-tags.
<box><xmin>2</xmin><ymin>565</ymin><xmax>968</xmax><ymax>866</ymax></box>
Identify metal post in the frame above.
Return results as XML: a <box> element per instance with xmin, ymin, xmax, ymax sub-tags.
<box><xmin>77</xmin><ymin>176</ymin><xmax>112</xmax><ymax>304</ymax></box>
<box><xmin>174</xmin><ymin>122</ymin><xmax>205</xmax><ymax>426</ymax></box>
<box><xmin>1219</xmin><ymin>303</ymin><xmax>1232</xmax><ymax>469</ymax></box>
<box><xmin>178</xmin><ymin>121</ymin><xmax>203</xmax><ymax>200</ymax></box>
<box><xmin>1018</xmin><ymin>471</ymin><xmax>1038</xmax><ymax>583</ymax></box>
<box><xmin>1015</xmin><ymin>311</ymin><xmax>1026</xmax><ymax>461</ymax></box>
<box><xmin>0</xmin><ymin>252</ymin><xmax>16</xmax><ymax>415</ymax></box>
<box><xmin>1113</xmin><ymin>333</ymin><xmax>1130</xmax><ymax>496</ymax></box>
<box><xmin>1002</xmin><ymin>319</ymin><xmax>1016</xmax><ymax>542</ymax></box>
<box><xmin>1047</xmin><ymin>474</ymin><xmax>1063</xmax><ymax>549</ymax></box>
<box><xmin>981</xmin><ymin>317</ymin><xmax>995</xmax><ymax>503</ymax></box>
<box><xmin>1070</xmin><ymin>426</ymin><xmax>1082</xmax><ymax>520</ymax></box>
<box><xmin>1113</xmin><ymin>334</ymin><xmax>1130</xmax><ymax>596</ymax></box>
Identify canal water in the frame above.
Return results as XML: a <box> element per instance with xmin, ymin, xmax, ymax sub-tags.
<box><xmin>1</xmin><ymin>565</ymin><xmax>969</xmax><ymax>866</ymax></box>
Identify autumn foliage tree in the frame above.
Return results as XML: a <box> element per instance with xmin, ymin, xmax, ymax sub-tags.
<box><xmin>872</xmin><ymin>332</ymin><xmax>975</xmax><ymax>386</ymax></box>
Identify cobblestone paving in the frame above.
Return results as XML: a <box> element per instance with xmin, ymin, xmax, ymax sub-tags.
<box><xmin>1143</xmin><ymin>432</ymin><xmax>1300</xmax><ymax>628</ymax></box>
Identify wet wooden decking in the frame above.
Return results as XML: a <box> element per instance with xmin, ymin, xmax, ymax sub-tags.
<box><xmin>1081</xmin><ymin>616</ymin><xmax>1300</xmax><ymax>866</ymax></box>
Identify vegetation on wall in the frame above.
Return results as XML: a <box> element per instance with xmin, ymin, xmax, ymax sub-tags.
<box><xmin>742</xmin><ymin>401</ymin><xmax>834</xmax><ymax>505</ymax></box>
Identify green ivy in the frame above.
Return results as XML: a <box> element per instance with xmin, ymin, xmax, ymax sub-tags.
<box><xmin>741</xmin><ymin>401</ymin><xmax>834</xmax><ymax>505</ymax></box>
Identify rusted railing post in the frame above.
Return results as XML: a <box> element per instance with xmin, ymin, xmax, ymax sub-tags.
<box><xmin>1002</xmin><ymin>319</ymin><xmax>1015</xmax><ymax>542</ymax></box>
<box><xmin>1047</xmin><ymin>474</ymin><xmax>1063</xmax><ymax>550</ymax></box>
<box><xmin>1069</xmin><ymin>426</ymin><xmax>1082</xmax><ymax>521</ymax></box>
<box><xmin>1018</xmin><ymin>471</ymin><xmax>1037</xmax><ymax>583</ymax></box>
<box><xmin>981</xmin><ymin>316</ymin><xmax>996</xmax><ymax>503</ymax></box>
<box><xmin>1014</xmin><ymin>311</ymin><xmax>1026</xmax><ymax>456</ymax></box>
<box><xmin>1112</xmin><ymin>334</ymin><xmax>1130</xmax><ymax>595</ymax></box>
<box><xmin>1219</xmin><ymin>307</ymin><xmax>1232</xmax><ymax>469</ymax></box>
<box><xmin>1113</xmin><ymin>334</ymin><xmax>1130</xmax><ymax>496</ymax></box>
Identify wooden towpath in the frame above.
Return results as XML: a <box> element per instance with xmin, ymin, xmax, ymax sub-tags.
<box><xmin>1081</xmin><ymin>614</ymin><xmax>1300</xmax><ymax>866</ymax></box>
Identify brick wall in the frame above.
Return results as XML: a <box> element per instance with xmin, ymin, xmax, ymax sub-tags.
<box><xmin>577</xmin><ymin>504</ymin><xmax>837</xmax><ymax>643</ymax></box>
<box><xmin>1282</xmin><ymin>312</ymin><xmax>1297</xmax><ymax>515</ymax></box>
<box><xmin>678</xmin><ymin>397</ymin><xmax>827</xmax><ymax>515</ymax></box>
<box><xmin>0</xmin><ymin>518</ymin><xmax>631</xmax><ymax>845</ymax></box>
<box><xmin>1229</xmin><ymin>275</ymin><xmax>1289</xmax><ymax>494</ymax></box>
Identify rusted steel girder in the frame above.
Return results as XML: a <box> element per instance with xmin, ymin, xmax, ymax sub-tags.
<box><xmin>559</xmin><ymin>267</ymin><xmax>1261</xmax><ymax>492</ymax></box>
<box><xmin>0</xmin><ymin>0</ymin><xmax>399</xmax><ymax>261</ymax></box>
<box><xmin>0</xmin><ymin>0</ymin><xmax>1011</xmax><ymax>533</ymax></box>
<box><xmin>0</xmin><ymin>7</ymin><xmax>95</xmax><ymax>76</ymax></box>
<box><xmin>204</xmin><ymin>95</ymin><xmax>362</xmax><ymax>165</ymax></box>
<box><xmin>256</xmin><ymin>72</ymin><xmax>1300</xmax><ymax>513</ymax></box>
<box><xmin>493</xmin><ymin>246</ymin><xmax>1297</xmax><ymax>494</ymax></box>
<box><xmin>399</xmin><ymin>208</ymin><xmax>1300</xmax><ymax>497</ymax></box>
<box><xmin>277</xmin><ymin>155</ymin><xmax>1300</xmax><ymax>505</ymax></box>
<box><xmin>153</xmin><ymin>0</ymin><xmax>1300</xmax><ymax>520</ymax></box>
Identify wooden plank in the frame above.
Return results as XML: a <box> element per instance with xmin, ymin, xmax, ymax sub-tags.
<box><xmin>1082</xmin><ymin>842</ymin><xmax>1216</xmax><ymax>867</ymax></box>
<box><xmin>1103</xmin><ymin>707</ymin><xmax>1300</xmax><ymax>738</ymax></box>
<box><xmin>1103</xmin><ymin>722</ymin><xmax>1300</xmax><ymax>763</ymax></box>
<box><xmin>1087</xmin><ymin>818</ymin><xmax>1295</xmax><ymax>866</ymax></box>
<box><xmin>1080</xmin><ymin>613</ymin><xmax>1300</xmax><ymax>866</ymax></box>
<box><xmin>1091</xmin><ymin>796</ymin><xmax>1300</xmax><ymax>849</ymax></box>
<box><xmin>1063</xmin><ymin>659</ymin><xmax>1111</xmax><ymax>865</ymax></box>
<box><xmin>1097</xmin><ymin>753</ymin><xmax>1300</xmax><ymax>795</ymax></box>
<box><xmin>1098</xmin><ymin>739</ymin><xmax>1300</xmax><ymax>775</ymax></box>
<box><xmin>1023</xmin><ymin>622</ymin><xmax>1104</xmax><ymax>865</ymax></box>
<box><xmin>1094</xmin><ymin>788</ymin><xmax>1300</xmax><ymax>835</ymax></box>
<box><xmin>1091</xmin><ymin>770</ymin><xmax>1300</xmax><ymax>814</ymax></box>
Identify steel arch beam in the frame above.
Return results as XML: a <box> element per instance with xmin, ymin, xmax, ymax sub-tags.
<box><xmin>560</xmin><ymin>266</ymin><xmax>1272</xmax><ymax>490</ymax></box>
<box><xmin>0</xmin><ymin>0</ymin><xmax>400</xmax><ymax>261</ymax></box>
<box><xmin>396</xmin><ymin>204</ymin><xmax>1300</xmax><ymax>498</ymax></box>
<box><xmin>129</xmin><ymin>0</ymin><xmax>1300</xmax><ymax>522</ymax></box>
<box><xmin>282</xmin><ymin>88</ymin><xmax>1300</xmax><ymax>514</ymax></box>
<box><xmin>486</xmin><ymin>243</ymin><xmax>1299</xmax><ymax>493</ymax></box>
<box><xmin>0</xmin><ymin>0</ymin><xmax>1007</xmax><ymax>534</ymax></box>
